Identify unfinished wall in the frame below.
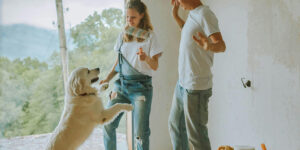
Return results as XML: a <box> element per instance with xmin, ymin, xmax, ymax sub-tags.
<box><xmin>206</xmin><ymin>0</ymin><xmax>300</xmax><ymax>149</ymax></box>
<box><xmin>145</xmin><ymin>0</ymin><xmax>300</xmax><ymax>149</ymax></box>
<box><xmin>144</xmin><ymin>0</ymin><xmax>181</xmax><ymax>149</ymax></box>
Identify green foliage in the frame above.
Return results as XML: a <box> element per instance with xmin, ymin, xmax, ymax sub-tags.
<box><xmin>0</xmin><ymin>8</ymin><xmax>124</xmax><ymax>138</ymax></box>
<box><xmin>71</xmin><ymin>8</ymin><xmax>123</xmax><ymax>52</ymax></box>
<box><xmin>0</xmin><ymin>57</ymin><xmax>50</xmax><ymax>137</ymax></box>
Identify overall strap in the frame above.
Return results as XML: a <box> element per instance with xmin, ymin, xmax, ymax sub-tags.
<box><xmin>117</xmin><ymin>32</ymin><xmax>149</xmax><ymax>79</ymax></box>
<box><xmin>118</xmin><ymin>36</ymin><xmax>124</xmax><ymax>79</ymax></box>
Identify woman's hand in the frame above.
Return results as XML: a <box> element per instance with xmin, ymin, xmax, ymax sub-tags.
<box><xmin>99</xmin><ymin>79</ymin><xmax>109</xmax><ymax>85</ymax></box>
<box><xmin>137</xmin><ymin>47</ymin><xmax>148</xmax><ymax>61</ymax></box>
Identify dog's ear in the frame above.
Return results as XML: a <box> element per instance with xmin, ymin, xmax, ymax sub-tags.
<box><xmin>69</xmin><ymin>75</ymin><xmax>86</xmax><ymax>96</ymax></box>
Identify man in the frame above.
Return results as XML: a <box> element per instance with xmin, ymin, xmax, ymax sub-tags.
<box><xmin>168</xmin><ymin>0</ymin><xmax>226</xmax><ymax>150</ymax></box>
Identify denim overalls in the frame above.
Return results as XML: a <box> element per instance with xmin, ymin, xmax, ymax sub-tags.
<box><xmin>103</xmin><ymin>39</ymin><xmax>153</xmax><ymax>150</ymax></box>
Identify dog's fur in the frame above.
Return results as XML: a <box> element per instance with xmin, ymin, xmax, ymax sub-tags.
<box><xmin>46</xmin><ymin>67</ymin><xmax>133</xmax><ymax>150</ymax></box>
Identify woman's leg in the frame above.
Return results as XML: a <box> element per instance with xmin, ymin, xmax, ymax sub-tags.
<box><xmin>130</xmin><ymin>89</ymin><xmax>153</xmax><ymax>150</ymax></box>
<box><xmin>103</xmin><ymin>93</ymin><xmax>130</xmax><ymax>150</ymax></box>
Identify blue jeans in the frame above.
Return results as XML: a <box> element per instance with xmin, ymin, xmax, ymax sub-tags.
<box><xmin>103</xmin><ymin>75</ymin><xmax>153</xmax><ymax>150</ymax></box>
<box><xmin>168</xmin><ymin>81</ymin><xmax>212</xmax><ymax>150</ymax></box>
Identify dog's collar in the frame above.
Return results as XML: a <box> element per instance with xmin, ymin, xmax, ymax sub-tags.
<box><xmin>79</xmin><ymin>93</ymin><xmax>96</xmax><ymax>96</ymax></box>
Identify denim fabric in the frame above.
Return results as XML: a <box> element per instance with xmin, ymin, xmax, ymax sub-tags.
<box><xmin>103</xmin><ymin>76</ymin><xmax>153</xmax><ymax>150</ymax></box>
<box><xmin>168</xmin><ymin>81</ymin><xmax>212</xmax><ymax>150</ymax></box>
<box><xmin>103</xmin><ymin>47</ymin><xmax>153</xmax><ymax>150</ymax></box>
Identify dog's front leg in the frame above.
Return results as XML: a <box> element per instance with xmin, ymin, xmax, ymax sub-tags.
<box><xmin>99</xmin><ymin>104</ymin><xmax>133</xmax><ymax>125</ymax></box>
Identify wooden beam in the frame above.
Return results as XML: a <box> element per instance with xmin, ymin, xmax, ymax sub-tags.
<box><xmin>55</xmin><ymin>0</ymin><xmax>69</xmax><ymax>92</ymax></box>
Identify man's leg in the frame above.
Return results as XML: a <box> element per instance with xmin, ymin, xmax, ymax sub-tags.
<box><xmin>168</xmin><ymin>82</ymin><xmax>189</xmax><ymax>150</ymax></box>
<box><xmin>183</xmin><ymin>88</ymin><xmax>212</xmax><ymax>150</ymax></box>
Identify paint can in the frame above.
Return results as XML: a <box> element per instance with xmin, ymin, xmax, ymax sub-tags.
<box><xmin>234</xmin><ymin>145</ymin><xmax>255</xmax><ymax>150</ymax></box>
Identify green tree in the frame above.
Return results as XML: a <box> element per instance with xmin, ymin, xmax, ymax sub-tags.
<box><xmin>0</xmin><ymin>57</ymin><xmax>49</xmax><ymax>137</ymax></box>
<box><xmin>71</xmin><ymin>8</ymin><xmax>123</xmax><ymax>52</ymax></box>
<box><xmin>69</xmin><ymin>8</ymin><xmax>124</xmax><ymax>84</ymax></box>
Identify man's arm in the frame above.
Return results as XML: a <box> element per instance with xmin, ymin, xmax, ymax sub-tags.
<box><xmin>193</xmin><ymin>32</ymin><xmax>226</xmax><ymax>53</ymax></box>
<box><xmin>172</xmin><ymin>0</ymin><xmax>185</xmax><ymax>30</ymax></box>
<box><xmin>208</xmin><ymin>32</ymin><xmax>226</xmax><ymax>52</ymax></box>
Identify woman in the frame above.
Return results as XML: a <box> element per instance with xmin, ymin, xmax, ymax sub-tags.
<box><xmin>99</xmin><ymin>1</ymin><xmax>162</xmax><ymax>150</ymax></box>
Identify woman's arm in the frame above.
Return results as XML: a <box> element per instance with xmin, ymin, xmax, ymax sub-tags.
<box><xmin>145</xmin><ymin>53</ymin><xmax>161</xmax><ymax>71</ymax></box>
<box><xmin>137</xmin><ymin>48</ymin><xmax>161</xmax><ymax>71</ymax></box>
<box><xmin>99</xmin><ymin>58</ymin><xmax>118</xmax><ymax>84</ymax></box>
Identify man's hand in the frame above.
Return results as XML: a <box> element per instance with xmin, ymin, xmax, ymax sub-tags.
<box><xmin>171</xmin><ymin>0</ymin><xmax>178</xmax><ymax>6</ymax></box>
<box><xmin>193</xmin><ymin>32</ymin><xmax>226</xmax><ymax>53</ymax></box>
<box><xmin>137</xmin><ymin>47</ymin><xmax>148</xmax><ymax>61</ymax></box>
<box><xmin>171</xmin><ymin>0</ymin><xmax>185</xmax><ymax>30</ymax></box>
<box><xmin>193</xmin><ymin>32</ymin><xmax>210</xmax><ymax>50</ymax></box>
<box><xmin>171</xmin><ymin>0</ymin><xmax>180</xmax><ymax>16</ymax></box>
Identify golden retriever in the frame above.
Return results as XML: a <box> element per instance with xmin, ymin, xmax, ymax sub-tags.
<box><xmin>46</xmin><ymin>67</ymin><xmax>133</xmax><ymax>150</ymax></box>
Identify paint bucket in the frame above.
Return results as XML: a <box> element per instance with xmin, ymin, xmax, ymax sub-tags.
<box><xmin>234</xmin><ymin>145</ymin><xmax>255</xmax><ymax>150</ymax></box>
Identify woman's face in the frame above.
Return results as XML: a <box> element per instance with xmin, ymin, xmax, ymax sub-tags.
<box><xmin>126</xmin><ymin>8</ymin><xmax>144</xmax><ymax>27</ymax></box>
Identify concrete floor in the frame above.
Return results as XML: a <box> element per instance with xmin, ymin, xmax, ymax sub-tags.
<box><xmin>0</xmin><ymin>128</ymin><xmax>128</xmax><ymax>150</ymax></box>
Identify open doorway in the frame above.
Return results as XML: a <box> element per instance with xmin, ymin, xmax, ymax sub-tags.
<box><xmin>0</xmin><ymin>0</ymin><xmax>128</xmax><ymax>149</ymax></box>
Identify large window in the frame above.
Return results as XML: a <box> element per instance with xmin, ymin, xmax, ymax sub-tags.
<box><xmin>0</xmin><ymin>0</ymin><xmax>127</xmax><ymax>149</ymax></box>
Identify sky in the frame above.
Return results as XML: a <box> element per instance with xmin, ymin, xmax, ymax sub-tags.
<box><xmin>1</xmin><ymin>0</ymin><xmax>124</xmax><ymax>29</ymax></box>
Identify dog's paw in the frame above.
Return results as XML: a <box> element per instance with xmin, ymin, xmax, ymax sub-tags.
<box><xmin>123</xmin><ymin>104</ymin><xmax>134</xmax><ymax>111</ymax></box>
<box><xmin>99</xmin><ymin>83</ymin><xmax>109</xmax><ymax>92</ymax></box>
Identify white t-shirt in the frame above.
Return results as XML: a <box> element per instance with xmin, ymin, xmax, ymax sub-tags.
<box><xmin>178</xmin><ymin>5</ymin><xmax>220</xmax><ymax>90</ymax></box>
<box><xmin>114</xmin><ymin>31</ymin><xmax>163</xmax><ymax>76</ymax></box>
